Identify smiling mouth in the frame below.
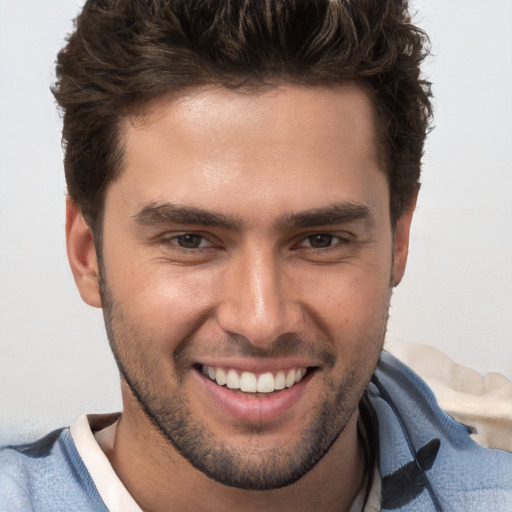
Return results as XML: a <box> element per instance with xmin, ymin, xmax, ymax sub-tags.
<box><xmin>200</xmin><ymin>365</ymin><xmax>311</xmax><ymax>395</ymax></box>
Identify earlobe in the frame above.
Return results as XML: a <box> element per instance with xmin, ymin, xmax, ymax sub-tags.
<box><xmin>392</xmin><ymin>193</ymin><xmax>418</xmax><ymax>287</ymax></box>
<box><xmin>66</xmin><ymin>197</ymin><xmax>102</xmax><ymax>308</ymax></box>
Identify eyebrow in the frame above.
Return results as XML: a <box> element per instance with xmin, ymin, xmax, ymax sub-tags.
<box><xmin>133</xmin><ymin>202</ymin><xmax>241</xmax><ymax>230</ymax></box>
<box><xmin>277</xmin><ymin>203</ymin><xmax>374</xmax><ymax>230</ymax></box>
<box><xmin>133</xmin><ymin>201</ymin><xmax>373</xmax><ymax>231</ymax></box>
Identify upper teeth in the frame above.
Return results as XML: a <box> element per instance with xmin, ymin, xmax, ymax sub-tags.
<box><xmin>202</xmin><ymin>365</ymin><xmax>307</xmax><ymax>393</ymax></box>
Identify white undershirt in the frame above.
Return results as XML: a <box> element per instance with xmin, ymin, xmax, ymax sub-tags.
<box><xmin>70</xmin><ymin>415</ymin><xmax>142</xmax><ymax>512</ymax></box>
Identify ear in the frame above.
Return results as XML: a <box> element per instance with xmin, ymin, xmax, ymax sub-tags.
<box><xmin>66</xmin><ymin>197</ymin><xmax>102</xmax><ymax>308</ymax></box>
<box><xmin>391</xmin><ymin>192</ymin><xmax>418</xmax><ymax>287</ymax></box>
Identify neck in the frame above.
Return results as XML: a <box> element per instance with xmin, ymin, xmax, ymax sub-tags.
<box><xmin>104</xmin><ymin>400</ymin><xmax>366</xmax><ymax>512</ymax></box>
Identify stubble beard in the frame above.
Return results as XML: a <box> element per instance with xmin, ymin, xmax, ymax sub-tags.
<box><xmin>99</xmin><ymin>273</ymin><xmax>387</xmax><ymax>490</ymax></box>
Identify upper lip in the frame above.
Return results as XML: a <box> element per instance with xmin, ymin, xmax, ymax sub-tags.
<box><xmin>195</xmin><ymin>358</ymin><xmax>320</xmax><ymax>373</ymax></box>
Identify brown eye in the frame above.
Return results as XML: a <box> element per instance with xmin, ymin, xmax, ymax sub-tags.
<box><xmin>176</xmin><ymin>234</ymin><xmax>203</xmax><ymax>249</ymax></box>
<box><xmin>306</xmin><ymin>234</ymin><xmax>335</xmax><ymax>248</ymax></box>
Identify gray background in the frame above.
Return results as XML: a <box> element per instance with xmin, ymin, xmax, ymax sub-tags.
<box><xmin>1</xmin><ymin>0</ymin><xmax>511</xmax><ymax>445</ymax></box>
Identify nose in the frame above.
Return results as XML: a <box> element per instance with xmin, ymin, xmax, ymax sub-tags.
<box><xmin>216</xmin><ymin>246</ymin><xmax>302</xmax><ymax>347</ymax></box>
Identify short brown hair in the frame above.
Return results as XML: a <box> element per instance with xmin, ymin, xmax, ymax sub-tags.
<box><xmin>53</xmin><ymin>0</ymin><xmax>432</xmax><ymax>232</ymax></box>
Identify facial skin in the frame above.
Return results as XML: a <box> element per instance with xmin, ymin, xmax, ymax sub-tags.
<box><xmin>66</xmin><ymin>83</ymin><xmax>415</xmax><ymax>511</ymax></box>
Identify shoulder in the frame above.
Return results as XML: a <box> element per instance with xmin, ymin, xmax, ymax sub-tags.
<box><xmin>369</xmin><ymin>348</ymin><xmax>512</xmax><ymax>511</ymax></box>
<box><xmin>0</xmin><ymin>428</ymin><xmax>106</xmax><ymax>511</ymax></box>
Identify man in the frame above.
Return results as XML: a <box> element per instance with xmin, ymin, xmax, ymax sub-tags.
<box><xmin>0</xmin><ymin>0</ymin><xmax>511</xmax><ymax>510</ymax></box>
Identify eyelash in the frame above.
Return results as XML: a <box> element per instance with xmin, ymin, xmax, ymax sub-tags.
<box><xmin>296</xmin><ymin>233</ymin><xmax>351</xmax><ymax>251</ymax></box>
<box><xmin>158</xmin><ymin>231</ymin><xmax>352</xmax><ymax>254</ymax></box>
<box><xmin>159</xmin><ymin>233</ymin><xmax>216</xmax><ymax>252</ymax></box>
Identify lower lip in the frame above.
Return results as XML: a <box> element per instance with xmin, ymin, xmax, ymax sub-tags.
<box><xmin>196</xmin><ymin>370</ymin><xmax>312</xmax><ymax>423</ymax></box>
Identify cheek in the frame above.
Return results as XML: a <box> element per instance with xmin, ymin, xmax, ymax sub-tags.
<box><xmin>297</xmin><ymin>259</ymin><xmax>392</xmax><ymax>320</ymax></box>
<box><xmin>106</xmin><ymin>256</ymin><xmax>220</xmax><ymax>349</ymax></box>
<box><xmin>294</xmin><ymin>261</ymin><xmax>392</xmax><ymax>364</ymax></box>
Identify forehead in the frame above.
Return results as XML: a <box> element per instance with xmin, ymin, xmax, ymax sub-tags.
<box><xmin>111</xmin><ymin>83</ymin><xmax>386</xmax><ymax>223</ymax></box>
<box><xmin>125</xmin><ymin>83</ymin><xmax>379</xmax><ymax>160</ymax></box>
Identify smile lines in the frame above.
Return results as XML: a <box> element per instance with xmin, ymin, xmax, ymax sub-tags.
<box><xmin>201</xmin><ymin>365</ymin><xmax>308</xmax><ymax>393</ymax></box>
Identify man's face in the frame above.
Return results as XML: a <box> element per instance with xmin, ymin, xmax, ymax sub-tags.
<box><xmin>83</xmin><ymin>84</ymin><xmax>412</xmax><ymax>489</ymax></box>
